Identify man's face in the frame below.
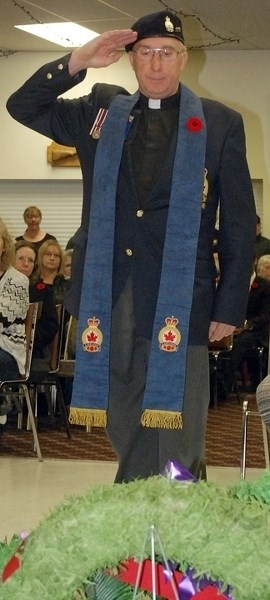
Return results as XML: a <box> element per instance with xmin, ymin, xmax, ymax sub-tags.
<box><xmin>129</xmin><ymin>37</ymin><xmax>188</xmax><ymax>99</ymax></box>
<box><xmin>257</xmin><ymin>262</ymin><xmax>270</xmax><ymax>282</ymax></box>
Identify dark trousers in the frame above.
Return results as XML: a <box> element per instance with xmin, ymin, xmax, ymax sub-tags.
<box><xmin>0</xmin><ymin>348</ymin><xmax>19</xmax><ymax>382</ymax></box>
<box><xmin>106</xmin><ymin>279</ymin><xmax>209</xmax><ymax>483</ymax></box>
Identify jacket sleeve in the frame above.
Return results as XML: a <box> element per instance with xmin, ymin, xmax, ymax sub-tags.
<box><xmin>211</xmin><ymin>110</ymin><xmax>257</xmax><ymax>326</ymax></box>
<box><xmin>6</xmin><ymin>53</ymin><xmax>88</xmax><ymax>146</ymax></box>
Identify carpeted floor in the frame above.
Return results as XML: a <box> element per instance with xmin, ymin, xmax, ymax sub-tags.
<box><xmin>0</xmin><ymin>393</ymin><xmax>268</xmax><ymax>468</ymax></box>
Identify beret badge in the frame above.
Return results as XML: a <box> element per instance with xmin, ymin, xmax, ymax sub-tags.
<box><xmin>165</xmin><ymin>16</ymin><xmax>174</xmax><ymax>33</ymax></box>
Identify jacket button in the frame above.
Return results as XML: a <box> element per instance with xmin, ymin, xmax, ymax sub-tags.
<box><xmin>46</xmin><ymin>72</ymin><xmax>53</xmax><ymax>79</ymax></box>
<box><xmin>57</xmin><ymin>63</ymin><xmax>64</xmax><ymax>70</ymax></box>
<box><xmin>136</xmin><ymin>209</ymin><xmax>144</xmax><ymax>217</ymax></box>
<box><xmin>125</xmin><ymin>248</ymin><xmax>133</xmax><ymax>256</ymax></box>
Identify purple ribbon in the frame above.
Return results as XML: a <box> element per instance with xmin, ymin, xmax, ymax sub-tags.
<box><xmin>163</xmin><ymin>559</ymin><xmax>234</xmax><ymax>599</ymax></box>
<box><xmin>162</xmin><ymin>460</ymin><xmax>197</xmax><ymax>483</ymax></box>
<box><xmin>161</xmin><ymin>462</ymin><xmax>235</xmax><ymax>599</ymax></box>
<box><xmin>179</xmin><ymin>568</ymin><xmax>235</xmax><ymax>600</ymax></box>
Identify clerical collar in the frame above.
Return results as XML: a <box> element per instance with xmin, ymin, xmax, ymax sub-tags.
<box><xmin>148</xmin><ymin>98</ymin><xmax>161</xmax><ymax>109</ymax></box>
<box><xmin>139</xmin><ymin>87</ymin><xmax>180</xmax><ymax>110</ymax></box>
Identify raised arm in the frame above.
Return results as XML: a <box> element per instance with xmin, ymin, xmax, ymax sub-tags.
<box><xmin>6</xmin><ymin>29</ymin><xmax>136</xmax><ymax>145</ymax></box>
<box><xmin>68</xmin><ymin>29</ymin><xmax>137</xmax><ymax>75</ymax></box>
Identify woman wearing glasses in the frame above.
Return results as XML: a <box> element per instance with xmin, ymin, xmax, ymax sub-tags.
<box><xmin>37</xmin><ymin>239</ymin><xmax>70</xmax><ymax>306</ymax></box>
<box><xmin>0</xmin><ymin>220</ymin><xmax>29</xmax><ymax>425</ymax></box>
<box><xmin>0</xmin><ymin>221</ymin><xmax>29</xmax><ymax>382</ymax></box>
<box><xmin>14</xmin><ymin>240</ymin><xmax>58</xmax><ymax>359</ymax></box>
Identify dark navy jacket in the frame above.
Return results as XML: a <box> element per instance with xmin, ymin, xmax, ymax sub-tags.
<box><xmin>7</xmin><ymin>54</ymin><xmax>256</xmax><ymax>345</ymax></box>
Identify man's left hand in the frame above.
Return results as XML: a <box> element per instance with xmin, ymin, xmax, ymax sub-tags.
<box><xmin>208</xmin><ymin>321</ymin><xmax>235</xmax><ymax>342</ymax></box>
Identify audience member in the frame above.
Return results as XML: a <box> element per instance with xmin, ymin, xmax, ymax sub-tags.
<box><xmin>16</xmin><ymin>206</ymin><xmax>56</xmax><ymax>251</ymax></box>
<box><xmin>224</xmin><ymin>255</ymin><xmax>270</xmax><ymax>394</ymax></box>
<box><xmin>62</xmin><ymin>249</ymin><xmax>73</xmax><ymax>280</ymax></box>
<box><xmin>255</xmin><ymin>215</ymin><xmax>270</xmax><ymax>260</ymax></box>
<box><xmin>0</xmin><ymin>219</ymin><xmax>29</xmax><ymax>424</ymax></box>
<box><xmin>255</xmin><ymin>254</ymin><xmax>270</xmax><ymax>282</ymax></box>
<box><xmin>14</xmin><ymin>240</ymin><xmax>59</xmax><ymax>358</ymax></box>
<box><xmin>38</xmin><ymin>239</ymin><xmax>70</xmax><ymax>305</ymax></box>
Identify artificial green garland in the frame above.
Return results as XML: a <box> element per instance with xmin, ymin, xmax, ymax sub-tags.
<box><xmin>2</xmin><ymin>471</ymin><xmax>270</xmax><ymax>599</ymax></box>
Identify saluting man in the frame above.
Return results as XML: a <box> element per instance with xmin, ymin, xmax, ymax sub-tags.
<box><xmin>7</xmin><ymin>10</ymin><xmax>256</xmax><ymax>482</ymax></box>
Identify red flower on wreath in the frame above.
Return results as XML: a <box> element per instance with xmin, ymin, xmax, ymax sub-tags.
<box><xmin>186</xmin><ymin>117</ymin><xmax>203</xmax><ymax>132</ymax></box>
<box><xmin>36</xmin><ymin>282</ymin><xmax>46</xmax><ymax>290</ymax></box>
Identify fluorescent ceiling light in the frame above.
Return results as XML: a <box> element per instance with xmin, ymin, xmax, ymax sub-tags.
<box><xmin>15</xmin><ymin>22</ymin><xmax>99</xmax><ymax>47</ymax></box>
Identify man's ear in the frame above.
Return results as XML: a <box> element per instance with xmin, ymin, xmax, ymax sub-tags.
<box><xmin>128</xmin><ymin>51</ymin><xmax>135</xmax><ymax>71</ymax></box>
<box><xmin>180</xmin><ymin>50</ymin><xmax>188</xmax><ymax>72</ymax></box>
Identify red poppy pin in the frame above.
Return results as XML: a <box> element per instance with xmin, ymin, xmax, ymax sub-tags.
<box><xmin>186</xmin><ymin>117</ymin><xmax>203</xmax><ymax>133</ymax></box>
<box><xmin>251</xmin><ymin>281</ymin><xmax>259</xmax><ymax>289</ymax></box>
<box><xmin>36</xmin><ymin>282</ymin><xmax>46</xmax><ymax>290</ymax></box>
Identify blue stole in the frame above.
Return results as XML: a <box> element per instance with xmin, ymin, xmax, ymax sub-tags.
<box><xmin>69</xmin><ymin>84</ymin><xmax>207</xmax><ymax>429</ymax></box>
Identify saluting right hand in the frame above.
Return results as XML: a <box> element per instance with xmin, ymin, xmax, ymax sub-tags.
<box><xmin>69</xmin><ymin>29</ymin><xmax>138</xmax><ymax>75</ymax></box>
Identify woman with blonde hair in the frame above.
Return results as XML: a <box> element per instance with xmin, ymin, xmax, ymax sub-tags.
<box><xmin>0</xmin><ymin>218</ymin><xmax>29</xmax><ymax>419</ymax></box>
<box><xmin>38</xmin><ymin>239</ymin><xmax>70</xmax><ymax>305</ymax></box>
<box><xmin>15</xmin><ymin>205</ymin><xmax>56</xmax><ymax>251</ymax></box>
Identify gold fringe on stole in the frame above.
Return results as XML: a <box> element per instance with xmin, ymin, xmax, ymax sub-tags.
<box><xmin>69</xmin><ymin>408</ymin><xmax>107</xmax><ymax>428</ymax></box>
<box><xmin>141</xmin><ymin>409</ymin><xmax>183</xmax><ymax>429</ymax></box>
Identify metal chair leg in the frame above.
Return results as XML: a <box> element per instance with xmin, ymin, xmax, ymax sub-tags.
<box><xmin>240</xmin><ymin>399</ymin><xmax>270</xmax><ymax>481</ymax></box>
<box><xmin>240</xmin><ymin>399</ymin><xmax>249</xmax><ymax>481</ymax></box>
<box><xmin>22</xmin><ymin>384</ymin><xmax>43</xmax><ymax>461</ymax></box>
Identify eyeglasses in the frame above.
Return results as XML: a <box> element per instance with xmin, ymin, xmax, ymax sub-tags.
<box><xmin>132</xmin><ymin>46</ymin><xmax>184</xmax><ymax>62</ymax></box>
<box><xmin>44</xmin><ymin>252</ymin><xmax>60</xmax><ymax>259</ymax></box>
<box><xmin>16</xmin><ymin>256</ymin><xmax>35</xmax><ymax>264</ymax></box>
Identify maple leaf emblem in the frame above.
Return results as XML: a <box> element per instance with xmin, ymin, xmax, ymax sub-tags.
<box><xmin>87</xmin><ymin>331</ymin><xmax>98</xmax><ymax>342</ymax></box>
<box><xmin>164</xmin><ymin>330</ymin><xmax>175</xmax><ymax>342</ymax></box>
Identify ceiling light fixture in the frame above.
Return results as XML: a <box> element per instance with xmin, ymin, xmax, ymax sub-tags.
<box><xmin>15</xmin><ymin>22</ymin><xmax>99</xmax><ymax>48</ymax></box>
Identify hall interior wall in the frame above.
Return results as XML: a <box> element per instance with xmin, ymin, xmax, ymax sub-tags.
<box><xmin>1</xmin><ymin>48</ymin><xmax>269</xmax><ymax>245</ymax></box>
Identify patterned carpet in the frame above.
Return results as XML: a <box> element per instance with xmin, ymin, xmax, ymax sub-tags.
<box><xmin>0</xmin><ymin>393</ymin><xmax>267</xmax><ymax>468</ymax></box>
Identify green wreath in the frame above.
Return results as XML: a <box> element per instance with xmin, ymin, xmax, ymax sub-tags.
<box><xmin>2</xmin><ymin>471</ymin><xmax>270</xmax><ymax>599</ymax></box>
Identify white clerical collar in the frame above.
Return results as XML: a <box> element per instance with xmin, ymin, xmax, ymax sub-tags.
<box><xmin>148</xmin><ymin>98</ymin><xmax>161</xmax><ymax>109</ymax></box>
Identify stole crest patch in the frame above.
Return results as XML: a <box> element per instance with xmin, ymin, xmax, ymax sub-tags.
<box><xmin>82</xmin><ymin>317</ymin><xmax>103</xmax><ymax>352</ymax></box>
<box><xmin>158</xmin><ymin>316</ymin><xmax>181</xmax><ymax>352</ymax></box>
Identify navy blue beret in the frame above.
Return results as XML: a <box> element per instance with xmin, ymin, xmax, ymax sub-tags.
<box><xmin>125</xmin><ymin>11</ymin><xmax>185</xmax><ymax>52</ymax></box>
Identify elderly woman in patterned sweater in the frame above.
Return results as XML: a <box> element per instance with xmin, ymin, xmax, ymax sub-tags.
<box><xmin>0</xmin><ymin>218</ymin><xmax>29</xmax><ymax>422</ymax></box>
<box><xmin>14</xmin><ymin>240</ymin><xmax>59</xmax><ymax>359</ymax></box>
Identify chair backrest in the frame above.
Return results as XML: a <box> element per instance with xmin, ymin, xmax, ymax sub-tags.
<box><xmin>63</xmin><ymin>315</ymin><xmax>77</xmax><ymax>360</ymax></box>
<box><xmin>23</xmin><ymin>301</ymin><xmax>39</xmax><ymax>379</ymax></box>
<box><xmin>49</xmin><ymin>304</ymin><xmax>65</xmax><ymax>372</ymax></box>
<box><xmin>55</xmin><ymin>315</ymin><xmax>76</xmax><ymax>378</ymax></box>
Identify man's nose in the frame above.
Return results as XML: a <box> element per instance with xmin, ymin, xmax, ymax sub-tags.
<box><xmin>151</xmin><ymin>52</ymin><xmax>162</xmax><ymax>69</ymax></box>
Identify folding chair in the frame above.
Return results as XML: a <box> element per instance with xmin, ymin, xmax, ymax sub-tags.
<box><xmin>28</xmin><ymin>304</ymin><xmax>71</xmax><ymax>438</ymax></box>
<box><xmin>239</xmin><ymin>345</ymin><xmax>266</xmax><ymax>391</ymax></box>
<box><xmin>240</xmin><ymin>398</ymin><xmax>269</xmax><ymax>481</ymax></box>
<box><xmin>208</xmin><ymin>334</ymin><xmax>240</xmax><ymax>409</ymax></box>
<box><xmin>240</xmin><ymin>333</ymin><xmax>270</xmax><ymax>481</ymax></box>
<box><xmin>0</xmin><ymin>302</ymin><xmax>43</xmax><ymax>461</ymax></box>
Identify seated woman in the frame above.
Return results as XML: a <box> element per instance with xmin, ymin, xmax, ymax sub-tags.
<box><xmin>14</xmin><ymin>240</ymin><xmax>59</xmax><ymax>359</ymax></box>
<box><xmin>15</xmin><ymin>206</ymin><xmax>56</xmax><ymax>251</ymax></box>
<box><xmin>0</xmin><ymin>219</ymin><xmax>29</xmax><ymax>422</ymax></box>
<box><xmin>257</xmin><ymin>374</ymin><xmax>270</xmax><ymax>430</ymax></box>
<box><xmin>62</xmin><ymin>249</ymin><xmax>73</xmax><ymax>280</ymax></box>
<box><xmin>37</xmin><ymin>239</ymin><xmax>70</xmax><ymax>305</ymax></box>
